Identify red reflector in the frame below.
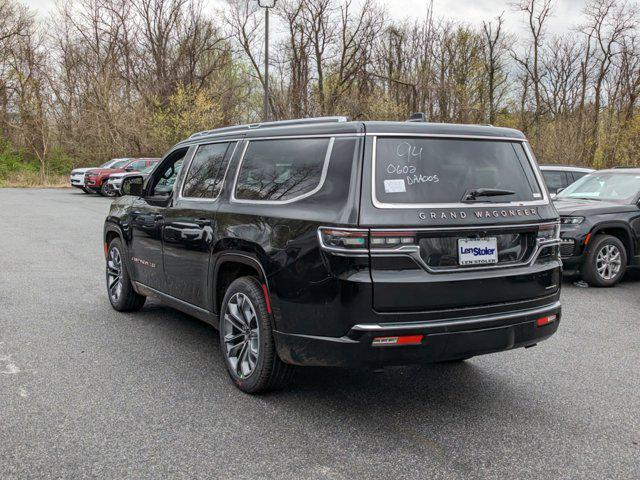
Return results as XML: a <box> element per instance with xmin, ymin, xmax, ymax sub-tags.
<box><xmin>261</xmin><ymin>283</ymin><xmax>272</xmax><ymax>314</ymax></box>
<box><xmin>372</xmin><ymin>334</ymin><xmax>423</xmax><ymax>346</ymax></box>
<box><xmin>536</xmin><ymin>314</ymin><xmax>557</xmax><ymax>327</ymax></box>
<box><xmin>104</xmin><ymin>242</ymin><xmax>108</xmax><ymax>257</ymax></box>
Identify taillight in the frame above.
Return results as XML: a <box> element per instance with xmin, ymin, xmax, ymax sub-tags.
<box><xmin>318</xmin><ymin>227</ymin><xmax>421</xmax><ymax>254</ymax></box>
<box><xmin>318</xmin><ymin>227</ymin><xmax>368</xmax><ymax>253</ymax></box>
<box><xmin>370</xmin><ymin>231</ymin><xmax>417</xmax><ymax>249</ymax></box>
<box><xmin>537</xmin><ymin>222</ymin><xmax>560</xmax><ymax>242</ymax></box>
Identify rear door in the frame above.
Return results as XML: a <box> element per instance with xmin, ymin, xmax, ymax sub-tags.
<box><xmin>162</xmin><ymin>141</ymin><xmax>238</xmax><ymax>308</ymax></box>
<box><xmin>359</xmin><ymin>134</ymin><xmax>560</xmax><ymax>313</ymax></box>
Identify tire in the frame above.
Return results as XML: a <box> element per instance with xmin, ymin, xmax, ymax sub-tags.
<box><xmin>101</xmin><ymin>182</ymin><xmax>116</xmax><ymax>197</ymax></box>
<box><xmin>219</xmin><ymin>277</ymin><xmax>294</xmax><ymax>394</ymax></box>
<box><xmin>106</xmin><ymin>238</ymin><xmax>146</xmax><ymax>311</ymax></box>
<box><xmin>581</xmin><ymin>234</ymin><xmax>627</xmax><ymax>287</ymax></box>
<box><xmin>82</xmin><ymin>187</ymin><xmax>92</xmax><ymax>194</ymax></box>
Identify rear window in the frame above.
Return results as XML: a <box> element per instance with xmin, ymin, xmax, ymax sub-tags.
<box><xmin>235</xmin><ymin>138</ymin><xmax>331</xmax><ymax>202</ymax></box>
<box><xmin>374</xmin><ymin>137</ymin><xmax>542</xmax><ymax>205</ymax></box>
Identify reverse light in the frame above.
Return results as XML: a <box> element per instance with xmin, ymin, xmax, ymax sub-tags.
<box><xmin>560</xmin><ymin>216</ymin><xmax>585</xmax><ymax>225</ymax></box>
<box><xmin>536</xmin><ymin>314</ymin><xmax>557</xmax><ymax>327</ymax></box>
<box><xmin>372</xmin><ymin>335</ymin><xmax>424</xmax><ymax>346</ymax></box>
<box><xmin>370</xmin><ymin>231</ymin><xmax>417</xmax><ymax>249</ymax></box>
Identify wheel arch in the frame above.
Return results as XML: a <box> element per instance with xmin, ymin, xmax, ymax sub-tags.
<box><xmin>589</xmin><ymin>222</ymin><xmax>634</xmax><ymax>264</ymax></box>
<box><xmin>212</xmin><ymin>253</ymin><xmax>270</xmax><ymax>316</ymax></box>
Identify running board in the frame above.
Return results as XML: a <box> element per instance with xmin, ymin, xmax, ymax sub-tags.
<box><xmin>133</xmin><ymin>282</ymin><xmax>219</xmax><ymax>328</ymax></box>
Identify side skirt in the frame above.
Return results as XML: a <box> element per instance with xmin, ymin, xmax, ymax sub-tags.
<box><xmin>133</xmin><ymin>281</ymin><xmax>219</xmax><ymax>328</ymax></box>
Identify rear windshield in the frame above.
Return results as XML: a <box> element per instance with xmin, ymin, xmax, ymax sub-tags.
<box><xmin>374</xmin><ymin>137</ymin><xmax>542</xmax><ymax>205</ymax></box>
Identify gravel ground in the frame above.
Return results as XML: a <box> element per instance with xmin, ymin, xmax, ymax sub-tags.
<box><xmin>0</xmin><ymin>188</ymin><xmax>638</xmax><ymax>479</ymax></box>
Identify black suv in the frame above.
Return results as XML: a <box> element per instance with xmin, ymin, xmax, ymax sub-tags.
<box><xmin>104</xmin><ymin>117</ymin><xmax>562</xmax><ymax>393</ymax></box>
<box><xmin>554</xmin><ymin>168</ymin><xmax>640</xmax><ymax>287</ymax></box>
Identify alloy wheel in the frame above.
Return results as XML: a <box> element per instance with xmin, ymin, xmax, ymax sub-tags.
<box><xmin>223</xmin><ymin>293</ymin><xmax>260</xmax><ymax>379</ymax></box>
<box><xmin>595</xmin><ymin>244</ymin><xmax>622</xmax><ymax>280</ymax></box>
<box><xmin>106</xmin><ymin>247</ymin><xmax>123</xmax><ymax>302</ymax></box>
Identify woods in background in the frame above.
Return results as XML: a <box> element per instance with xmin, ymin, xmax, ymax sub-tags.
<box><xmin>1</xmin><ymin>0</ymin><xmax>639</xmax><ymax>185</ymax></box>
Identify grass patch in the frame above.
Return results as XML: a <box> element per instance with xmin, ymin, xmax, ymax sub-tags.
<box><xmin>0</xmin><ymin>171</ymin><xmax>69</xmax><ymax>188</ymax></box>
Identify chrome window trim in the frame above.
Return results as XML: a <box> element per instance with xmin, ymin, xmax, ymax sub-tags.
<box><xmin>231</xmin><ymin>136</ymin><xmax>335</xmax><ymax>205</ymax></box>
<box><xmin>177</xmin><ymin>140</ymin><xmax>239</xmax><ymax>202</ymax></box>
<box><xmin>371</xmin><ymin>135</ymin><xmax>549</xmax><ymax>209</ymax></box>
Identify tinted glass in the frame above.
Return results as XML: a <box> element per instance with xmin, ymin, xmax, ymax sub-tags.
<box><xmin>235</xmin><ymin>138</ymin><xmax>330</xmax><ymax>202</ymax></box>
<box><xmin>542</xmin><ymin>171</ymin><xmax>567</xmax><ymax>191</ymax></box>
<box><xmin>572</xmin><ymin>171</ymin><xmax>589</xmax><ymax>181</ymax></box>
<box><xmin>182</xmin><ymin>143</ymin><xmax>231</xmax><ymax>198</ymax></box>
<box><xmin>558</xmin><ymin>172</ymin><xmax>640</xmax><ymax>203</ymax></box>
<box><xmin>375</xmin><ymin>138</ymin><xmax>542</xmax><ymax>204</ymax></box>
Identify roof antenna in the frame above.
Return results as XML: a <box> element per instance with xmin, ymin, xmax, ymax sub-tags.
<box><xmin>407</xmin><ymin>112</ymin><xmax>426</xmax><ymax>122</ymax></box>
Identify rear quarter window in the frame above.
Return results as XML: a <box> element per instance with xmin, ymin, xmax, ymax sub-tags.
<box><xmin>374</xmin><ymin>137</ymin><xmax>542</xmax><ymax>205</ymax></box>
<box><xmin>234</xmin><ymin>138</ymin><xmax>331</xmax><ymax>202</ymax></box>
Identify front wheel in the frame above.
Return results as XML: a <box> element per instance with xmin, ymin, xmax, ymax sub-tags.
<box><xmin>581</xmin><ymin>234</ymin><xmax>627</xmax><ymax>287</ymax></box>
<box><xmin>81</xmin><ymin>187</ymin><xmax>92</xmax><ymax>194</ymax></box>
<box><xmin>106</xmin><ymin>238</ymin><xmax>146</xmax><ymax>311</ymax></box>
<box><xmin>219</xmin><ymin>277</ymin><xmax>294</xmax><ymax>394</ymax></box>
<box><xmin>101</xmin><ymin>182</ymin><xmax>117</xmax><ymax>197</ymax></box>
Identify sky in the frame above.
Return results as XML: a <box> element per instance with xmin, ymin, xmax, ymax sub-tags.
<box><xmin>25</xmin><ymin>0</ymin><xmax>587</xmax><ymax>35</ymax></box>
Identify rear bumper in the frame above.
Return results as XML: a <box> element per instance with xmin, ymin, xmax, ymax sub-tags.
<box><xmin>275</xmin><ymin>301</ymin><xmax>561</xmax><ymax>367</ymax></box>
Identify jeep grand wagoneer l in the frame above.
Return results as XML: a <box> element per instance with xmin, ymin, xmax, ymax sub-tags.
<box><xmin>103</xmin><ymin>116</ymin><xmax>562</xmax><ymax>393</ymax></box>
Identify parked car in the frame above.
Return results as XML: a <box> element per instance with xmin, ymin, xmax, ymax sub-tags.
<box><xmin>103</xmin><ymin>160</ymin><xmax>160</xmax><ymax>197</ymax></box>
<box><xmin>554</xmin><ymin>168</ymin><xmax>640</xmax><ymax>287</ymax></box>
<box><xmin>69</xmin><ymin>158</ymin><xmax>131</xmax><ymax>193</ymax></box>
<box><xmin>85</xmin><ymin>158</ymin><xmax>158</xmax><ymax>196</ymax></box>
<box><xmin>104</xmin><ymin>116</ymin><xmax>562</xmax><ymax>393</ymax></box>
<box><xmin>540</xmin><ymin>165</ymin><xmax>594</xmax><ymax>197</ymax></box>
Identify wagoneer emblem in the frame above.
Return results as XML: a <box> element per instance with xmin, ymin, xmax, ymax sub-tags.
<box><xmin>419</xmin><ymin>208</ymin><xmax>538</xmax><ymax>221</ymax></box>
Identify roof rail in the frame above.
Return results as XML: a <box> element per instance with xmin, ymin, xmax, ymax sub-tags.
<box><xmin>188</xmin><ymin>116</ymin><xmax>349</xmax><ymax>139</ymax></box>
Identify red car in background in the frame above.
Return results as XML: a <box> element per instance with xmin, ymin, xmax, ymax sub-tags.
<box><xmin>85</xmin><ymin>158</ymin><xmax>160</xmax><ymax>196</ymax></box>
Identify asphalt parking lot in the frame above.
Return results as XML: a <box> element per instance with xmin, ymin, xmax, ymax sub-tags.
<box><xmin>1</xmin><ymin>188</ymin><xmax>639</xmax><ymax>479</ymax></box>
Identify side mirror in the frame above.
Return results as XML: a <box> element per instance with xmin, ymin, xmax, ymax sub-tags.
<box><xmin>124</xmin><ymin>166</ymin><xmax>135</xmax><ymax>172</ymax></box>
<box><xmin>121</xmin><ymin>175</ymin><xmax>144</xmax><ymax>196</ymax></box>
<box><xmin>556</xmin><ymin>187</ymin><xmax>565</xmax><ymax>194</ymax></box>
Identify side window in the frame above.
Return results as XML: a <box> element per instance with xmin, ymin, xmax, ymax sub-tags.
<box><xmin>181</xmin><ymin>142</ymin><xmax>231</xmax><ymax>199</ymax></box>
<box><xmin>542</xmin><ymin>171</ymin><xmax>567</xmax><ymax>192</ymax></box>
<box><xmin>572</xmin><ymin>172</ymin><xmax>588</xmax><ymax>182</ymax></box>
<box><xmin>129</xmin><ymin>160</ymin><xmax>147</xmax><ymax>170</ymax></box>
<box><xmin>150</xmin><ymin>149</ymin><xmax>189</xmax><ymax>198</ymax></box>
<box><xmin>235</xmin><ymin>138</ymin><xmax>330</xmax><ymax>202</ymax></box>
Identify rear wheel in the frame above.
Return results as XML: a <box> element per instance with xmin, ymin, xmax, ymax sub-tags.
<box><xmin>220</xmin><ymin>277</ymin><xmax>294</xmax><ymax>394</ymax></box>
<box><xmin>581</xmin><ymin>234</ymin><xmax>627</xmax><ymax>287</ymax></box>
<box><xmin>106</xmin><ymin>238</ymin><xmax>146</xmax><ymax>311</ymax></box>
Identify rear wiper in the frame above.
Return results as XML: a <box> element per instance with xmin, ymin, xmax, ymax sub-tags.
<box><xmin>461</xmin><ymin>188</ymin><xmax>516</xmax><ymax>202</ymax></box>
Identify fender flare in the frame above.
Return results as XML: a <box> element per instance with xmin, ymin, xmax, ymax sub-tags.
<box><xmin>211</xmin><ymin>252</ymin><xmax>271</xmax><ymax>314</ymax></box>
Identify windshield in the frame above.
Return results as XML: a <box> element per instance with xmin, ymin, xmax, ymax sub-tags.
<box><xmin>109</xmin><ymin>159</ymin><xmax>129</xmax><ymax>169</ymax></box>
<box><xmin>557</xmin><ymin>171</ymin><xmax>640</xmax><ymax>203</ymax></box>
<box><xmin>374</xmin><ymin>137</ymin><xmax>543</xmax><ymax>205</ymax></box>
<box><xmin>141</xmin><ymin>163</ymin><xmax>156</xmax><ymax>173</ymax></box>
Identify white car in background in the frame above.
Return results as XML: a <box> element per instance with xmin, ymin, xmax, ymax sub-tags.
<box><xmin>540</xmin><ymin>165</ymin><xmax>595</xmax><ymax>197</ymax></box>
<box><xmin>69</xmin><ymin>158</ymin><xmax>132</xmax><ymax>193</ymax></box>
<box><xmin>104</xmin><ymin>161</ymin><xmax>158</xmax><ymax>196</ymax></box>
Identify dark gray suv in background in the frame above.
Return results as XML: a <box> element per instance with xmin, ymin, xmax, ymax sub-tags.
<box><xmin>103</xmin><ymin>116</ymin><xmax>562</xmax><ymax>393</ymax></box>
